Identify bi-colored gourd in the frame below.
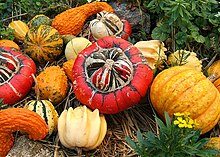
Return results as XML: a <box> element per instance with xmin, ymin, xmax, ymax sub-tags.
<box><xmin>24</xmin><ymin>25</ymin><xmax>63</xmax><ymax>63</ymax></box>
<box><xmin>0</xmin><ymin>47</ymin><xmax>36</xmax><ymax>105</ymax></box>
<box><xmin>58</xmin><ymin>106</ymin><xmax>107</xmax><ymax>150</ymax></box>
<box><xmin>150</xmin><ymin>66</ymin><xmax>220</xmax><ymax>134</ymax></box>
<box><xmin>0</xmin><ymin>108</ymin><xmax>48</xmax><ymax>157</ymax></box>
<box><xmin>52</xmin><ymin>2</ymin><xmax>114</xmax><ymax>35</ymax></box>
<box><xmin>8</xmin><ymin>20</ymin><xmax>29</xmax><ymax>42</ymax></box>
<box><xmin>134</xmin><ymin>40</ymin><xmax>167</xmax><ymax>71</ymax></box>
<box><xmin>168</xmin><ymin>50</ymin><xmax>202</xmax><ymax>71</ymax></box>
<box><xmin>24</xmin><ymin>100</ymin><xmax>59</xmax><ymax>136</ymax></box>
<box><xmin>89</xmin><ymin>11</ymin><xmax>132</xmax><ymax>41</ymax></box>
<box><xmin>0</xmin><ymin>39</ymin><xmax>20</xmax><ymax>50</ymax></box>
<box><xmin>72</xmin><ymin>36</ymin><xmax>153</xmax><ymax>114</ymax></box>
<box><xmin>35</xmin><ymin>66</ymin><xmax>68</xmax><ymax>104</ymax></box>
<box><xmin>65</xmin><ymin>37</ymin><xmax>92</xmax><ymax>60</ymax></box>
<box><xmin>28</xmin><ymin>14</ymin><xmax>51</xmax><ymax>28</ymax></box>
<box><xmin>207</xmin><ymin>60</ymin><xmax>220</xmax><ymax>92</ymax></box>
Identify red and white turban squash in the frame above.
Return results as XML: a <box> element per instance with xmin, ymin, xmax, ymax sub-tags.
<box><xmin>0</xmin><ymin>47</ymin><xmax>36</xmax><ymax>105</ymax></box>
<box><xmin>72</xmin><ymin>36</ymin><xmax>153</xmax><ymax>114</ymax></box>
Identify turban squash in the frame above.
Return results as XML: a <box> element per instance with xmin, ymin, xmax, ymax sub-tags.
<box><xmin>0</xmin><ymin>47</ymin><xmax>36</xmax><ymax>105</ymax></box>
<box><xmin>150</xmin><ymin>66</ymin><xmax>220</xmax><ymax>134</ymax></box>
<box><xmin>72</xmin><ymin>36</ymin><xmax>153</xmax><ymax>114</ymax></box>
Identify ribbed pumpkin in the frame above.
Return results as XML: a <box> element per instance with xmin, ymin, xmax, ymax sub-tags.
<box><xmin>36</xmin><ymin>66</ymin><xmax>68</xmax><ymax>104</ymax></box>
<box><xmin>24</xmin><ymin>100</ymin><xmax>59</xmax><ymax>136</ymax></box>
<box><xmin>150</xmin><ymin>66</ymin><xmax>220</xmax><ymax>134</ymax></box>
<box><xmin>24</xmin><ymin>25</ymin><xmax>63</xmax><ymax>63</ymax></box>
<box><xmin>8</xmin><ymin>20</ymin><xmax>29</xmax><ymax>42</ymax></box>
<box><xmin>28</xmin><ymin>14</ymin><xmax>51</xmax><ymax>28</ymax></box>
<box><xmin>208</xmin><ymin>60</ymin><xmax>220</xmax><ymax>92</ymax></box>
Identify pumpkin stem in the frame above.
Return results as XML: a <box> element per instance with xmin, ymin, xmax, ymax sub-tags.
<box><xmin>31</xmin><ymin>74</ymin><xmax>40</xmax><ymax>101</ymax></box>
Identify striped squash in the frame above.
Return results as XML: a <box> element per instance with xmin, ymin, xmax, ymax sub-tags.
<box><xmin>24</xmin><ymin>25</ymin><xmax>63</xmax><ymax>63</ymax></box>
<box><xmin>8</xmin><ymin>20</ymin><xmax>29</xmax><ymax>42</ymax></box>
<box><xmin>28</xmin><ymin>14</ymin><xmax>51</xmax><ymax>28</ymax></box>
<box><xmin>24</xmin><ymin>100</ymin><xmax>59</xmax><ymax>136</ymax></box>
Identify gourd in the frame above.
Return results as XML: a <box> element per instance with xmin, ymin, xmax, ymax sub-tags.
<box><xmin>35</xmin><ymin>66</ymin><xmax>68</xmax><ymax>104</ymax></box>
<box><xmin>65</xmin><ymin>37</ymin><xmax>92</xmax><ymax>60</ymax></box>
<box><xmin>134</xmin><ymin>40</ymin><xmax>167</xmax><ymax>71</ymax></box>
<box><xmin>207</xmin><ymin>60</ymin><xmax>220</xmax><ymax>92</ymax></box>
<box><xmin>205</xmin><ymin>137</ymin><xmax>220</xmax><ymax>151</ymax></box>
<box><xmin>0</xmin><ymin>47</ymin><xmax>36</xmax><ymax>105</ymax></box>
<box><xmin>8</xmin><ymin>20</ymin><xmax>29</xmax><ymax>42</ymax></box>
<box><xmin>24</xmin><ymin>100</ymin><xmax>59</xmax><ymax>136</ymax></box>
<box><xmin>0</xmin><ymin>39</ymin><xmax>20</xmax><ymax>50</ymax></box>
<box><xmin>62</xmin><ymin>59</ymin><xmax>75</xmax><ymax>81</ymax></box>
<box><xmin>28</xmin><ymin>14</ymin><xmax>51</xmax><ymax>28</ymax></box>
<box><xmin>89</xmin><ymin>11</ymin><xmax>132</xmax><ymax>41</ymax></box>
<box><xmin>0</xmin><ymin>108</ymin><xmax>48</xmax><ymax>157</ymax></box>
<box><xmin>167</xmin><ymin>50</ymin><xmax>202</xmax><ymax>71</ymax></box>
<box><xmin>24</xmin><ymin>25</ymin><xmax>63</xmax><ymax>63</ymax></box>
<box><xmin>58</xmin><ymin>106</ymin><xmax>107</xmax><ymax>150</ymax></box>
<box><xmin>150</xmin><ymin>65</ymin><xmax>220</xmax><ymax>134</ymax></box>
<box><xmin>72</xmin><ymin>36</ymin><xmax>153</xmax><ymax>114</ymax></box>
<box><xmin>52</xmin><ymin>2</ymin><xmax>114</xmax><ymax>36</ymax></box>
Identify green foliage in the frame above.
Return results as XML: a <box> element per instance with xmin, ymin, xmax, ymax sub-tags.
<box><xmin>143</xmin><ymin>0</ymin><xmax>220</xmax><ymax>52</ymax></box>
<box><xmin>0</xmin><ymin>23</ymin><xmax>15</xmax><ymax>40</ymax></box>
<box><xmin>126</xmin><ymin>112</ymin><xmax>220</xmax><ymax>157</ymax></box>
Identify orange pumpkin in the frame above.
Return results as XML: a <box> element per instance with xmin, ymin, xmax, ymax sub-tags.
<box><xmin>0</xmin><ymin>39</ymin><xmax>20</xmax><ymax>50</ymax></box>
<box><xmin>208</xmin><ymin>60</ymin><xmax>220</xmax><ymax>92</ymax></box>
<box><xmin>150</xmin><ymin>66</ymin><xmax>220</xmax><ymax>134</ymax></box>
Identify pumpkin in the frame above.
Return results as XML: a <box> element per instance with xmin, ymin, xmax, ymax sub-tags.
<box><xmin>72</xmin><ymin>36</ymin><xmax>153</xmax><ymax>114</ymax></box>
<box><xmin>0</xmin><ymin>108</ymin><xmax>48</xmax><ymax>157</ymax></box>
<box><xmin>167</xmin><ymin>50</ymin><xmax>202</xmax><ymax>71</ymax></box>
<box><xmin>8</xmin><ymin>20</ymin><xmax>29</xmax><ymax>42</ymax></box>
<box><xmin>0</xmin><ymin>47</ymin><xmax>36</xmax><ymax>105</ymax></box>
<box><xmin>35</xmin><ymin>66</ymin><xmax>68</xmax><ymax>104</ymax></box>
<box><xmin>28</xmin><ymin>14</ymin><xmax>51</xmax><ymax>28</ymax></box>
<box><xmin>62</xmin><ymin>59</ymin><xmax>75</xmax><ymax>81</ymax></box>
<box><xmin>52</xmin><ymin>2</ymin><xmax>114</xmax><ymax>36</ymax></box>
<box><xmin>207</xmin><ymin>60</ymin><xmax>220</xmax><ymax>92</ymax></box>
<box><xmin>65</xmin><ymin>37</ymin><xmax>92</xmax><ymax>60</ymax></box>
<box><xmin>150</xmin><ymin>66</ymin><xmax>220</xmax><ymax>134</ymax></box>
<box><xmin>0</xmin><ymin>39</ymin><xmax>20</xmax><ymax>50</ymax></box>
<box><xmin>24</xmin><ymin>100</ymin><xmax>59</xmax><ymax>136</ymax></box>
<box><xmin>89</xmin><ymin>11</ymin><xmax>132</xmax><ymax>41</ymax></box>
<box><xmin>24</xmin><ymin>25</ymin><xmax>63</xmax><ymax>63</ymax></box>
<box><xmin>134</xmin><ymin>40</ymin><xmax>167</xmax><ymax>71</ymax></box>
<box><xmin>58</xmin><ymin>106</ymin><xmax>107</xmax><ymax>150</ymax></box>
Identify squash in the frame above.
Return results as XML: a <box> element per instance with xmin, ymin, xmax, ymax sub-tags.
<box><xmin>24</xmin><ymin>25</ymin><xmax>63</xmax><ymax>63</ymax></box>
<box><xmin>28</xmin><ymin>14</ymin><xmax>51</xmax><ymax>28</ymax></box>
<box><xmin>150</xmin><ymin>66</ymin><xmax>220</xmax><ymax>134</ymax></box>
<box><xmin>65</xmin><ymin>37</ymin><xmax>92</xmax><ymax>60</ymax></box>
<box><xmin>0</xmin><ymin>47</ymin><xmax>36</xmax><ymax>105</ymax></box>
<box><xmin>8</xmin><ymin>20</ymin><xmax>29</xmax><ymax>42</ymax></box>
<box><xmin>134</xmin><ymin>40</ymin><xmax>167</xmax><ymax>71</ymax></box>
<box><xmin>72</xmin><ymin>36</ymin><xmax>153</xmax><ymax>114</ymax></box>
<box><xmin>0</xmin><ymin>39</ymin><xmax>20</xmax><ymax>50</ymax></box>
<box><xmin>52</xmin><ymin>2</ymin><xmax>114</xmax><ymax>35</ymax></box>
<box><xmin>35</xmin><ymin>66</ymin><xmax>68</xmax><ymax>104</ymax></box>
<box><xmin>0</xmin><ymin>108</ymin><xmax>48</xmax><ymax>157</ymax></box>
<box><xmin>24</xmin><ymin>100</ymin><xmax>59</xmax><ymax>136</ymax></box>
<box><xmin>167</xmin><ymin>50</ymin><xmax>202</xmax><ymax>71</ymax></box>
<box><xmin>58</xmin><ymin>106</ymin><xmax>107</xmax><ymax>150</ymax></box>
<box><xmin>207</xmin><ymin>60</ymin><xmax>220</xmax><ymax>92</ymax></box>
<box><xmin>62</xmin><ymin>59</ymin><xmax>75</xmax><ymax>81</ymax></box>
<box><xmin>89</xmin><ymin>11</ymin><xmax>132</xmax><ymax>41</ymax></box>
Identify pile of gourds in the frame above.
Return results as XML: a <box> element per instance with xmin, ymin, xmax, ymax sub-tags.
<box><xmin>0</xmin><ymin>1</ymin><xmax>220</xmax><ymax>156</ymax></box>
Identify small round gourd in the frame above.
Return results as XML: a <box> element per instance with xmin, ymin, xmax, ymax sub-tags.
<box><xmin>24</xmin><ymin>25</ymin><xmax>63</xmax><ymax>63</ymax></box>
<box><xmin>24</xmin><ymin>100</ymin><xmax>59</xmax><ymax>136</ymax></box>
<box><xmin>28</xmin><ymin>14</ymin><xmax>51</xmax><ymax>28</ymax></box>
<box><xmin>150</xmin><ymin>66</ymin><xmax>220</xmax><ymax>134</ymax></box>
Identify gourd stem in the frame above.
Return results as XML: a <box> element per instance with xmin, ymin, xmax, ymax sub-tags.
<box><xmin>31</xmin><ymin>74</ymin><xmax>39</xmax><ymax>101</ymax></box>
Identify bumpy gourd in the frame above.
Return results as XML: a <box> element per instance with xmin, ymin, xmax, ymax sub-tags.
<box><xmin>24</xmin><ymin>100</ymin><xmax>59</xmax><ymax>136</ymax></box>
<box><xmin>24</xmin><ymin>25</ymin><xmax>63</xmax><ymax>63</ymax></box>
<box><xmin>0</xmin><ymin>108</ymin><xmax>48</xmax><ymax>157</ymax></box>
<box><xmin>150</xmin><ymin>66</ymin><xmax>220</xmax><ymax>134</ymax></box>
<box><xmin>52</xmin><ymin>2</ymin><xmax>114</xmax><ymax>35</ymax></box>
<box><xmin>58</xmin><ymin>106</ymin><xmax>107</xmax><ymax>150</ymax></box>
<box><xmin>35</xmin><ymin>66</ymin><xmax>68</xmax><ymax>104</ymax></box>
<box><xmin>62</xmin><ymin>59</ymin><xmax>75</xmax><ymax>81</ymax></box>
